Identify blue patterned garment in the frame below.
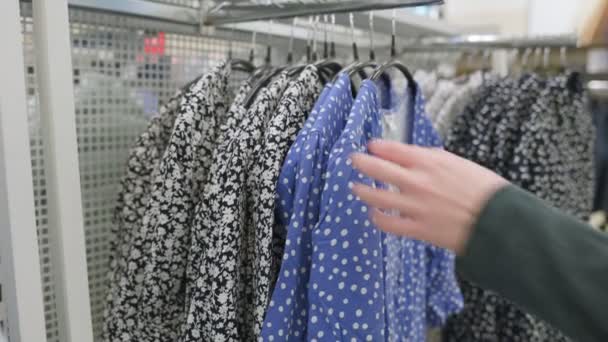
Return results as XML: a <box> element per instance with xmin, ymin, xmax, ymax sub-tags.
<box><xmin>262</xmin><ymin>74</ymin><xmax>353</xmax><ymax>341</ymax></box>
<box><xmin>307</xmin><ymin>79</ymin><xmax>386</xmax><ymax>341</ymax></box>
<box><xmin>392</xmin><ymin>82</ymin><xmax>464</xmax><ymax>338</ymax></box>
<box><xmin>306</xmin><ymin>79</ymin><xmax>463</xmax><ymax>342</ymax></box>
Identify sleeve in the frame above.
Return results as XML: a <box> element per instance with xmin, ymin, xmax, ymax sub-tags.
<box><xmin>458</xmin><ymin>185</ymin><xmax>608</xmax><ymax>341</ymax></box>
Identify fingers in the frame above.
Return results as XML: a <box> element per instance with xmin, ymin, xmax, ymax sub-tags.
<box><xmin>352</xmin><ymin>183</ymin><xmax>422</xmax><ymax>218</ymax></box>
<box><xmin>350</xmin><ymin>153</ymin><xmax>414</xmax><ymax>189</ymax></box>
<box><xmin>370</xmin><ymin>209</ymin><xmax>430</xmax><ymax>242</ymax></box>
<box><xmin>367</xmin><ymin>140</ymin><xmax>437</xmax><ymax>168</ymax></box>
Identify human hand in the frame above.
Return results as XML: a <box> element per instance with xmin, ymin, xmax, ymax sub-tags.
<box><xmin>350</xmin><ymin>140</ymin><xmax>508</xmax><ymax>254</ymax></box>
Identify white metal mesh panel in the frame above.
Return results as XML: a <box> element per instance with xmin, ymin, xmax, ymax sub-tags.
<box><xmin>20</xmin><ymin>2</ymin><xmax>271</xmax><ymax>340</ymax></box>
<box><xmin>19</xmin><ymin>4</ymin><xmax>62</xmax><ymax>342</ymax></box>
<box><xmin>68</xmin><ymin>7</ymin><xmax>282</xmax><ymax>341</ymax></box>
<box><xmin>21</xmin><ymin>1</ymin><xmax>348</xmax><ymax>341</ymax></box>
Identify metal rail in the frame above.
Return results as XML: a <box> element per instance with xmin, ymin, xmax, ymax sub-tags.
<box><xmin>401</xmin><ymin>34</ymin><xmax>580</xmax><ymax>52</ymax></box>
<box><xmin>56</xmin><ymin>0</ymin><xmax>454</xmax><ymax>48</ymax></box>
<box><xmin>66</xmin><ymin>0</ymin><xmax>199</xmax><ymax>24</ymax></box>
<box><xmin>204</xmin><ymin>0</ymin><xmax>443</xmax><ymax>25</ymax></box>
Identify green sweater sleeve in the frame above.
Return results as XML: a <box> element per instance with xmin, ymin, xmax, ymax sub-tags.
<box><xmin>458</xmin><ymin>185</ymin><xmax>608</xmax><ymax>342</ymax></box>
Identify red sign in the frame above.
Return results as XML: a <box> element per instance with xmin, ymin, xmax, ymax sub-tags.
<box><xmin>144</xmin><ymin>32</ymin><xmax>165</xmax><ymax>55</ymax></box>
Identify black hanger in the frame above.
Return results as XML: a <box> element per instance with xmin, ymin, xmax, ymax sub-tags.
<box><xmin>244</xmin><ymin>31</ymin><xmax>270</xmax><ymax>83</ymax></box>
<box><xmin>227</xmin><ymin>24</ymin><xmax>255</xmax><ymax>74</ymax></box>
<box><xmin>304</xmin><ymin>15</ymin><xmax>341</xmax><ymax>84</ymax></box>
<box><xmin>329</xmin><ymin>14</ymin><xmax>337</xmax><ymax>59</ymax></box>
<box><xmin>245</xmin><ymin>24</ymin><xmax>295</xmax><ymax>108</ymax></box>
<box><xmin>369</xmin><ymin>9</ymin><xmax>417</xmax><ymax>100</ymax></box>
<box><xmin>331</xmin><ymin>13</ymin><xmax>366</xmax><ymax>83</ymax></box>
<box><xmin>369</xmin><ymin>48</ymin><xmax>416</xmax><ymax>99</ymax></box>
<box><xmin>286</xmin><ymin>18</ymin><xmax>297</xmax><ymax>65</ymax></box>
<box><xmin>347</xmin><ymin>61</ymin><xmax>377</xmax><ymax>77</ymax></box>
<box><xmin>282</xmin><ymin>19</ymin><xmax>310</xmax><ymax>79</ymax></box>
<box><xmin>316</xmin><ymin>61</ymin><xmax>342</xmax><ymax>84</ymax></box>
<box><xmin>370</xmin><ymin>61</ymin><xmax>417</xmax><ymax>98</ymax></box>
<box><xmin>231</xmin><ymin>59</ymin><xmax>255</xmax><ymax>73</ymax></box>
<box><xmin>264</xmin><ymin>39</ymin><xmax>272</xmax><ymax>67</ymax></box>
<box><xmin>319</xmin><ymin>15</ymin><xmax>343</xmax><ymax>82</ymax></box>
<box><xmin>338</xmin><ymin>12</ymin><xmax>378</xmax><ymax>96</ymax></box>
<box><xmin>323</xmin><ymin>14</ymin><xmax>329</xmax><ymax>60</ymax></box>
<box><xmin>243</xmin><ymin>66</ymin><xmax>286</xmax><ymax>108</ymax></box>
<box><xmin>181</xmin><ymin>61</ymin><xmax>254</xmax><ymax>93</ymax></box>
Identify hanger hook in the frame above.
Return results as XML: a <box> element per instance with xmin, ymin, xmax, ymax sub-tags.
<box><xmin>509</xmin><ymin>48</ymin><xmax>519</xmax><ymax>73</ymax></box>
<box><xmin>306</xmin><ymin>16</ymin><xmax>313</xmax><ymax>62</ymax></box>
<box><xmin>265</xmin><ymin>20</ymin><xmax>273</xmax><ymax>66</ymax></box>
<box><xmin>249</xmin><ymin>31</ymin><xmax>257</xmax><ymax>63</ymax></box>
<box><xmin>323</xmin><ymin>14</ymin><xmax>329</xmax><ymax>59</ymax></box>
<box><xmin>466</xmin><ymin>50</ymin><xmax>474</xmax><ymax>69</ymax></box>
<box><xmin>312</xmin><ymin>16</ymin><xmax>320</xmax><ymax>62</ymax></box>
<box><xmin>391</xmin><ymin>9</ymin><xmax>397</xmax><ymax>58</ymax></box>
<box><xmin>483</xmin><ymin>49</ymin><xmax>492</xmax><ymax>70</ymax></box>
<box><xmin>330</xmin><ymin>14</ymin><xmax>336</xmax><ymax>58</ymax></box>
<box><xmin>521</xmin><ymin>48</ymin><xmax>532</xmax><ymax>69</ymax></box>
<box><xmin>287</xmin><ymin>17</ymin><xmax>296</xmax><ymax>64</ymax></box>
<box><xmin>315</xmin><ymin>15</ymin><xmax>321</xmax><ymax>61</ymax></box>
<box><xmin>534</xmin><ymin>47</ymin><xmax>542</xmax><ymax>69</ymax></box>
<box><xmin>369</xmin><ymin>11</ymin><xmax>375</xmax><ymax>61</ymax></box>
<box><xmin>350</xmin><ymin>13</ymin><xmax>359</xmax><ymax>61</ymax></box>
<box><xmin>228</xmin><ymin>24</ymin><xmax>234</xmax><ymax>60</ymax></box>
<box><xmin>543</xmin><ymin>47</ymin><xmax>550</xmax><ymax>69</ymax></box>
<box><xmin>560</xmin><ymin>46</ymin><xmax>568</xmax><ymax>68</ymax></box>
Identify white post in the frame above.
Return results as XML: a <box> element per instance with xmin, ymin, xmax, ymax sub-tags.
<box><xmin>0</xmin><ymin>1</ymin><xmax>47</xmax><ymax>342</ymax></box>
<box><xmin>31</xmin><ymin>0</ymin><xmax>94</xmax><ymax>341</ymax></box>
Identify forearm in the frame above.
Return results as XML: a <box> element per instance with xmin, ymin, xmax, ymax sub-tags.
<box><xmin>458</xmin><ymin>185</ymin><xmax>608</xmax><ymax>342</ymax></box>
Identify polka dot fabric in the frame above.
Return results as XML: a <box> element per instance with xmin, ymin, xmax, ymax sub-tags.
<box><xmin>307</xmin><ymin>80</ymin><xmax>386</xmax><ymax>341</ymax></box>
<box><xmin>261</xmin><ymin>73</ymin><xmax>354</xmax><ymax>341</ymax></box>
<box><xmin>306</xmin><ymin>80</ymin><xmax>462</xmax><ymax>342</ymax></box>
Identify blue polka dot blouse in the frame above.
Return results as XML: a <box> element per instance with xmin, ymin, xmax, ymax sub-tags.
<box><xmin>262</xmin><ymin>76</ymin><xmax>463</xmax><ymax>342</ymax></box>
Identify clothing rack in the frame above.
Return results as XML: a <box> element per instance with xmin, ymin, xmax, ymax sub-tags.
<box><xmin>59</xmin><ymin>0</ymin><xmax>454</xmax><ymax>48</ymax></box>
<box><xmin>401</xmin><ymin>34</ymin><xmax>608</xmax><ymax>100</ymax></box>
<box><xmin>4</xmin><ymin>2</ymin><xmax>455</xmax><ymax>342</ymax></box>
<box><xmin>399</xmin><ymin>34</ymin><xmax>584</xmax><ymax>74</ymax></box>
<box><xmin>202</xmin><ymin>0</ymin><xmax>443</xmax><ymax>25</ymax></box>
<box><xmin>400</xmin><ymin>34</ymin><xmax>580</xmax><ymax>52</ymax></box>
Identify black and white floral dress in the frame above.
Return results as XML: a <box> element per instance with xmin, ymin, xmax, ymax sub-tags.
<box><xmin>245</xmin><ymin>66</ymin><xmax>322</xmax><ymax>337</ymax></box>
<box><xmin>181</xmin><ymin>73</ymin><xmax>290</xmax><ymax>342</ymax></box>
<box><xmin>182</xmin><ymin>78</ymin><xmax>253</xmax><ymax>303</ymax></box>
<box><xmin>103</xmin><ymin>87</ymin><xmax>183</xmax><ymax>341</ymax></box>
<box><xmin>444</xmin><ymin>72</ymin><xmax>594</xmax><ymax>342</ymax></box>
<box><xmin>103</xmin><ymin>62</ymin><xmax>231</xmax><ymax>342</ymax></box>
